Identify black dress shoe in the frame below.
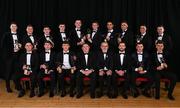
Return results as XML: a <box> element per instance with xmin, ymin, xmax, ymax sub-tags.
<box><xmin>133</xmin><ymin>91</ymin><xmax>139</xmax><ymax>98</ymax></box>
<box><xmin>142</xmin><ymin>91</ymin><xmax>151</xmax><ymax>98</ymax></box>
<box><xmin>97</xmin><ymin>91</ymin><xmax>103</xmax><ymax>98</ymax></box>
<box><xmin>29</xmin><ymin>91</ymin><xmax>35</xmax><ymax>98</ymax></box>
<box><xmin>18</xmin><ymin>90</ymin><xmax>25</xmax><ymax>98</ymax></box>
<box><xmin>76</xmin><ymin>93</ymin><xmax>83</xmax><ymax>99</ymax></box>
<box><xmin>70</xmin><ymin>91</ymin><xmax>75</xmax><ymax>97</ymax></box>
<box><xmin>61</xmin><ymin>91</ymin><xmax>66</xmax><ymax>97</ymax></box>
<box><xmin>168</xmin><ymin>95</ymin><xmax>175</xmax><ymax>100</ymax></box>
<box><xmin>7</xmin><ymin>88</ymin><xmax>13</xmax><ymax>93</ymax></box>
<box><xmin>38</xmin><ymin>92</ymin><xmax>44</xmax><ymax>97</ymax></box>
<box><xmin>122</xmin><ymin>94</ymin><xmax>128</xmax><ymax>99</ymax></box>
<box><xmin>49</xmin><ymin>92</ymin><xmax>54</xmax><ymax>97</ymax></box>
<box><xmin>90</xmin><ymin>93</ymin><xmax>95</xmax><ymax>99</ymax></box>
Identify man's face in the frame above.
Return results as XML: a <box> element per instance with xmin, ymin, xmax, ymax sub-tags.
<box><xmin>62</xmin><ymin>44</ymin><xmax>70</xmax><ymax>51</ymax></box>
<box><xmin>43</xmin><ymin>27</ymin><xmax>51</xmax><ymax>35</ymax></box>
<box><xmin>118</xmin><ymin>43</ymin><xmax>126</xmax><ymax>51</ymax></box>
<box><xmin>59</xmin><ymin>24</ymin><xmax>65</xmax><ymax>32</ymax></box>
<box><xmin>156</xmin><ymin>43</ymin><xmax>164</xmax><ymax>51</ymax></box>
<box><xmin>10</xmin><ymin>24</ymin><xmax>18</xmax><ymax>32</ymax></box>
<box><xmin>140</xmin><ymin>26</ymin><xmax>146</xmax><ymax>34</ymax></box>
<box><xmin>136</xmin><ymin>44</ymin><xmax>144</xmax><ymax>52</ymax></box>
<box><xmin>121</xmin><ymin>22</ymin><xmax>128</xmax><ymax>31</ymax></box>
<box><xmin>92</xmin><ymin>23</ymin><xmax>99</xmax><ymax>30</ymax></box>
<box><xmin>100</xmin><ymin>43</ymin><xmax>109</xmax><ymax>52</ymax></box>
<box><xmin>157</xmin><ymin>27</ymin><xmax>164</xmax><ymax>35</ymax></box>
<box><xmin>107</xmin><ymin>22</ymin><xmax>113</xmax><ymax>30</ymax></box>
<box><xmin>44</xmin><ymin>43</ymin><xmax>52</xmax><ymax>50</ymax></box>
<box><xmin>25</xmin><ymin>43</ymin><xmax>33</xmax><ymax>51</ymax></box>
<box><xmin>75</xmin><ymin>20</ymin><xmax>82</xmax><ymax>28</ymax></box>
<box><xmin>82</xmin><ymin>44</ymin><xmax>90</xmax><ymax>53</ymax></box>
<box><xmin>26</xmin><ymin>26</ymin><xmax>33</xmax><ymax>35</ymax></box>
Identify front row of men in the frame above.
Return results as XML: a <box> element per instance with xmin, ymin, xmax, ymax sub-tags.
<box><xmin>13</xmin><ymin>40</ymin><xmax>176</xmax><ymax>100</ymax></box>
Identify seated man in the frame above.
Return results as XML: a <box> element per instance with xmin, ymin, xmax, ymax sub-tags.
<box><xmin>131</xmin><ymin>42</ymin><xmax>153</xmax><ymax>98</ymax></box>
<box><xmin>14</xmin><ymin>42</ymin><xmax>39</xmax><ymax>98</ymax></box>
<box><xmin>56</xmin><ymin>41</ymin><xmax>76</xmax><ymax>97</ymax></box>
<box><xmin>112</xmin><ymin>42</ymin><xmax>131</xmax><ymax>99</ymax></box>
<box><xmin>96</xmin><ymin>42</ymin><xmax>113</xmax><ymax>98</ymax></box>
<box><xmin>76</xmin><ymin>43</ymin><xmax>96</xmax><ymax>99</ymax></box>
<box><xmin>38</xmin><ymin>41</ymin><xmax>56</xmax><ymax>97</ymax></box>
<box><xmin>153</xmin><ymin>40</ymin><xmax>176</xmax><ymax>100</ymax></box>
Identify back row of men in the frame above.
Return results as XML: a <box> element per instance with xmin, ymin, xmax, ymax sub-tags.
<box><xmin>0</xmin><ymin>20</ymin><xmax>175</xmax><ymax>100</ymax></box>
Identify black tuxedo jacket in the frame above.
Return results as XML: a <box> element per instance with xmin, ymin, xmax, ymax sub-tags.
<box><xmin>1</xmin><ymin>32</ymin><xmax>22</xmax><ymax>59</ymax></box>
<box><xmin>56</xmin><ymin>51</ymin><xmax>76</xmax><ymax>67</ymax></box>
<box><xmin>114</xmin><ymin>52</ymin><xmax>131</xmax><ymax>72</ymax></box>
<box><xmin>19</xmin><ymin>51</ymin><xmax>39</xmax><ymax>74</ymax></box>
<box><xmin>69</xmin><ymin>29</ymin><xmax>86</xmax><ymax>51</ymax></box>
<box><xmin>88</xmin><ymin>30</ymin><xmax>103</xmax><ymax>52</ymax></box>
<box><xmin>39</xmin><ymin>51</ymin><xmax>56</xmax><ymax>70</ymax></box>
<box><xmin>131</xmin><ymin>52</ymin><xmax>151</xmax><ymax>73</ymax></box>
<box><xmin>155</xmin><ymin>34</ymin><xmax>173</xmax><ymax>53</ymax></box>
<box><xmin>120</xmin><ymin>30</ymin><xmax>135</xmax><ymax>53</ymax></box>
<box><xmin>96</xmin><ymin>51</ymin><xmax>113</xmax><ymax>70</ymax></box>
<box><xmin>54</xmin><ymin>32</ymin><xmax>70</xmax><ymax>52</ymax></box>
<box><xmin>104</xmin><ymin>30</ymin><xmax>118</xmax><ymax>52</ymax></box>
<box><xmin>76</xmin><ymin>51</ymin><xmax>96</xmax><ymax>70</ymax></box>
<box><xmin>38</xmin><ymin>35</ymin><xmax>54</xmax><ymax>52</ymax></box>
<box><xmin>136</xmin><ymin>33</ymin><xmax>153</xmax><ymax>53</ymax></box>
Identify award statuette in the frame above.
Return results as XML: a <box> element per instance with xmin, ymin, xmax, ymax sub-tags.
<box><xmin>14</xmin><ymin>40</ymin><xmax>22</xmax><ymax>52</ymax></box>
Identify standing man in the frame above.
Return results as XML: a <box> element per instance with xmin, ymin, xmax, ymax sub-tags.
<box><xmin>1</xmin><ymin>22</ymin><xmax>22</xmax><ymax>92</ymax></box>
<box><xmin>69</xmin><ymin>19</ymin><xmax>86</xmax><ymax>52</ymax></box>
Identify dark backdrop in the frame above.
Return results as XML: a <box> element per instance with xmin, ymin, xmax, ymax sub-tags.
<box><xmin>0</xmin><ymin>0</ymin><xmax>180</xmax><ymax>80</ymax></box>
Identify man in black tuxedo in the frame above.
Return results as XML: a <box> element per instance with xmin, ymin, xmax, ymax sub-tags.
<box><xmin>76</xmin><ymin>43</ymin><xmax>96</xmax><ymax>99</ymax></box>
<box><xmin>38</xmin><ymin>41</ymin><xmax>56</xmax><ymax>97</ymax></box>
<box><xmin>96</xmin><ymin>42</ymin><xmax>113</xmax><ymax>98</ymax></box>
<box><xmin>112</xmin><ymin>42</ymin><xmax>131</xmax><ymax>99</ymax></box>
<box><xmin>56</xmin><ymin>41</ymin><xmax>76</xmax><ymax>97</ymax></box>
<box><xmin>86</xmin><ymin>21</ymin><xmax>103</xmax><ymax>52</ymax></box>
<box><xmin>153</xmin><ymin>41</ymin><xmax>176</xmax><ymax>100</ymax></box>
<box><xmin>1</xmin><ymin>22</ymin><xmax>22</xmax><ymax>92</ymax></box>
<box><xmin>118</xmin><ymin>21</ymin><xmax>134</xmax><ymax>53</ymax></box>
<box><xmin>104</xmin><ymin>21</ymin><xmax>118</xmax><ymax>52</ymax></box>
<box><xmin>14</xmin><ymin>42</ymin><xmax>39</xmax><ymax>98</ymax></box>
<box><xmin>54</xmin><ymin>23</ymin><xmax>70</xmax><ymax>52</ymax></box>
<box><xmin>38</xmin><ymin>26</ymin><xmax>54</xmax><ymax>52</ymax></box>
<box><xmin>22</xmin><ymin>25</ymin><xmax>39</xmax><ymax>51</ymax></box>
<box><xmin>69</xmin><ymin>19</ymin><xmax>86</xmax><ymax>52</ymax></box>
<box><xmin>135</xmin><ymin>25</ymin><xmax>153</xmax><ymax>53</ymax></box>
<box><xmin>131</xmin><ymin>42</ymin><xmax>153</xmax><ymax>98</ymax></box>
<box><xmin>155</xmin><ymin>25</ymin><xmax>173</xmax><ymax>53</ymax></box>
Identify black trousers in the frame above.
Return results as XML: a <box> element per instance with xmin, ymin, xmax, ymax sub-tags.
<box><xmin>4</xmin><ymin>53</ymin><xmax>19</xmax><ymax>89</ymax></box>
<box><xmin>58</xmin><ymin>69</ymin><xmax>76</xmax><ymax>93</ymax></box>
<box><xmin>14</xmin><ymin>72</ymin><xmax>37</xmax><ymax>92</ymax></box>
<box><xmin>98</xmin><ymin>71</ymin><xmax>112</xmax><ymax>93</ymax></box>
<box><xmin>154</xmin><ymin>70</ymin><xmax>177</xmax><ymax>97</ymax></box>
<box><xmin>131</xmin><ymin>71</ymin><xmax>153</xmax><ymax>92</ymax></box>
<box><xmin>38</xmin><ymin>69</ymin><xmax>56</xmax><ymax>93</ymax></box>
<box><xmin>76</xmin><ymin>71</ymin><xmax>96</xmax><ymax>95</ymax></box>
<box><xmin>112</xmin><ymin>72</ymin><xmax>129</xmax><ymax>94</ymax></box>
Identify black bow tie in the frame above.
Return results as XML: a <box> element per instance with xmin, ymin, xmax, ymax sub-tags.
<box><xmin>12</xmin><ymin>33</ymin><xmax>17</xmax><ymax>35</ymax></box>
<box><xmin>64</xmin><ymin>53</ymin><xmax>69</xmax><ymax>55</ymax></box>
<box><xmin>138</xmin><ymin>53</ymin><xmax>143</xmax><ymax>55</ymax></box>
<box><xmin>157</xmin><ymin>53</ymin><xmax>163</xmax><ymax>55</ymax></box>
<box><xmin>45</xmin><ymin>52</ymin><xmax>50</xmax><ymax>54</ymax></box>
<box><xmin>119</xmin><ymin>53</ymin><xmax>125</xmax><ymax>55</ymax></box>
<box><xmin>84</xmin><ymin>53</ymin><xmax>88</xmax><ymax>55</ymax></box>
<box><xmin>76</xmin><ymin>30</ymin><xmax>80</xmax><ymax>31</ymax></box>
<box><xmin>93</xmin><ymin>31</ymin><xmax>97</xmax><ymax>33</ymax></box>
<box><xmin>60</xmin><ymin>32</ymin><xmax>65</xmax><ymax>33</ymax></box>
<box><xmin>26</xmin><ymin>52</ymin><xmax>32</xmax><ymax>54</ymax></box>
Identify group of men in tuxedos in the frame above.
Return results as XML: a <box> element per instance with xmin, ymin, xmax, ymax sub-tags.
<box><xmin>0</xmin><ymin>20</ymin><xmax>176</xmax><ymax>100</ymax></box>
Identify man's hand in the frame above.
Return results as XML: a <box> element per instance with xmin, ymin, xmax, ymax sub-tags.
<box><xmin>106</xmin><ymin>70</ymin><xmax>112</xmax><ymax>76</ymax></box>
<box><xmin>116</xmin><ymin>70</ymin><xmax>124</xmax><ymax>76</ymax></box>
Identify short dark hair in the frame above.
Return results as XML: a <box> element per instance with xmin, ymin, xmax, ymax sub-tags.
<box><xmin>62</xmin><ymin>41</ymin><xmax>70</xmax><ymax>45</ymax></box>
<box><xmin>136</xmin><ymin>42</ymin><xmax>143</xmax><ymax>46</ymax></box>
<box><xmin>156</xmin><ymin>40</ymin><xmax>164</xmax><ymax>45</ymax></box>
